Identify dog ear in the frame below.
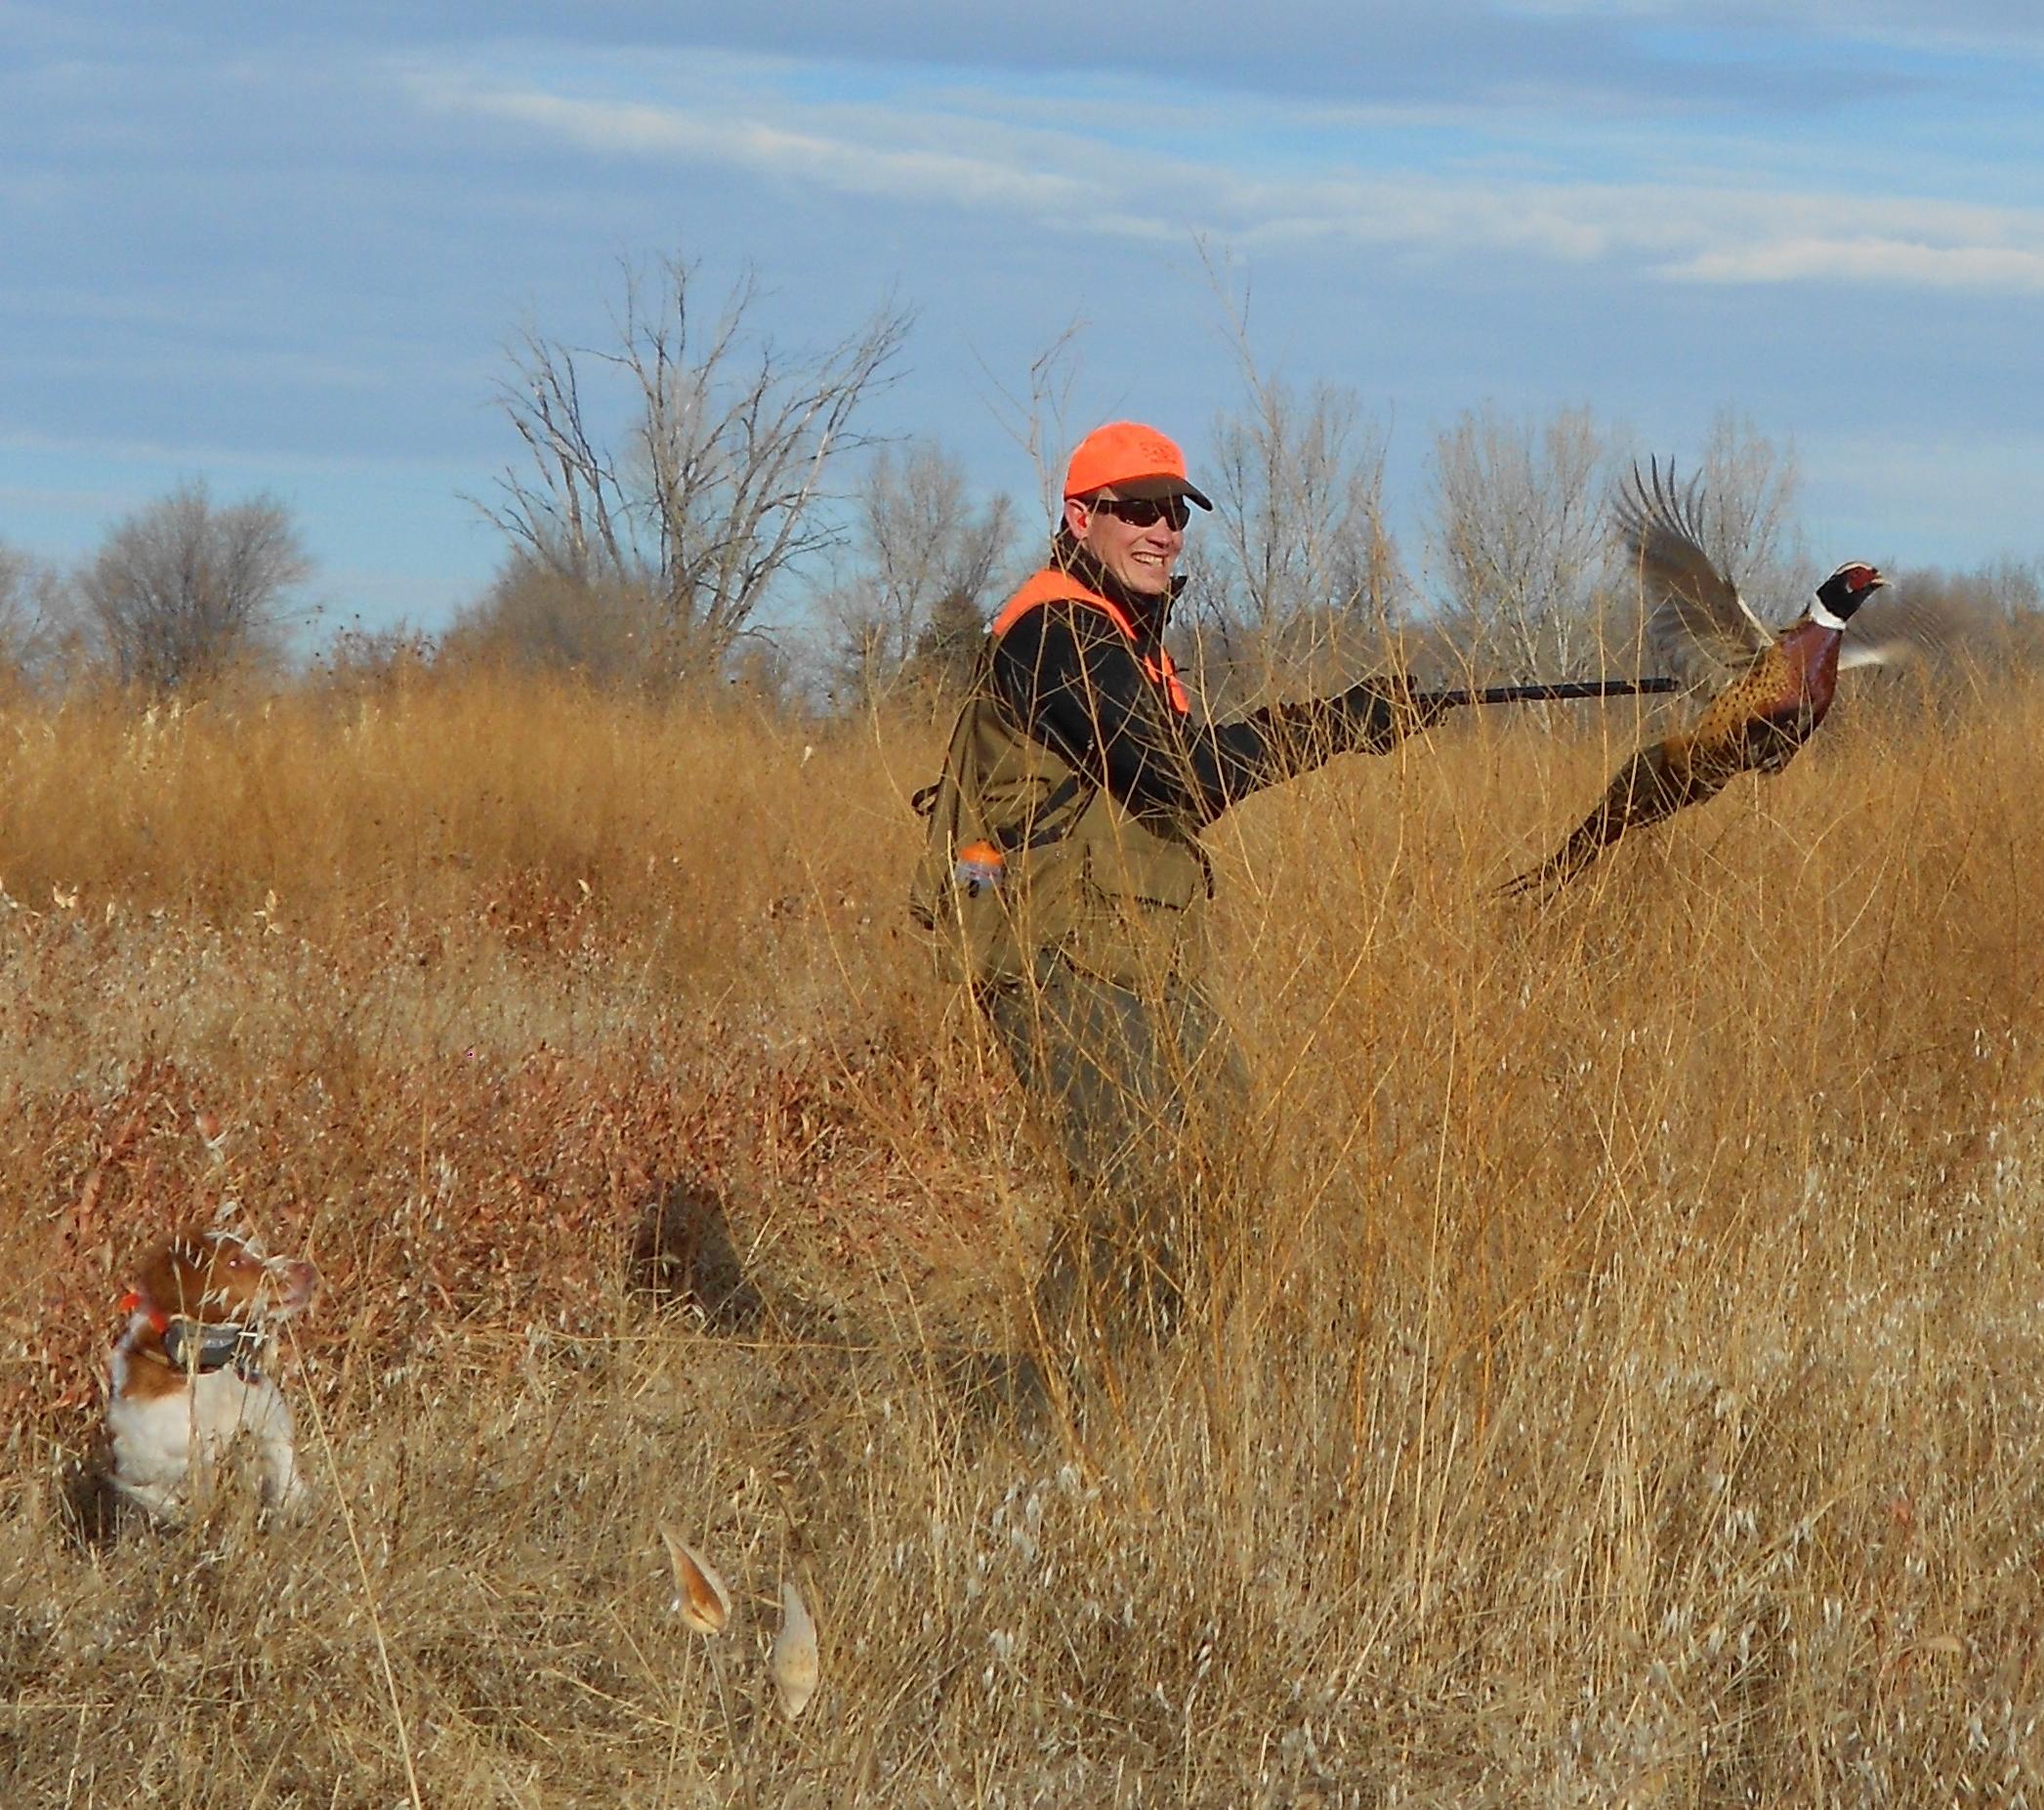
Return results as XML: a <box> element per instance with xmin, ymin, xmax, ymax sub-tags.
<box><xmin>115</xmin><ymin>1268</ymin><xmax>176</xmax><ymax>1340</ymax></box>
<box><xmin>125</xmin><ymin>1235</ymin><xmax>208</xmax><ymax>1320</ymax></box>
<box><xmin>121</xmin><ymin>1251</ymin><xmax>173</xmax><ymax>1318</ymax></box>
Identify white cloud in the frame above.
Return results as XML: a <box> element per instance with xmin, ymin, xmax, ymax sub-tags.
<box><xmin>413</xmin><ymin>68</ymin><xmax>2044</xmax><ymax>301</ymax></box>
<box><xmin>0</xmin><ymin>428</ymin><xmax>474</xmax><ymax>481</ymax></box>
<box><xmin>0</xmin><ymin>479</ymin><xmax>134</xmax><ymax>518</ymax></box>
<box><xmin>1216</xmin><ymin>175</ymin><xmax>1626</xmax><ymax>262</ymax></box>
<box><xmin>1230</xmin><ymin>175</ymin><xmax>2044</xmax><ymax>297</ymax></box>
<box><xmin>419</xmin><ymin>80</ymin><xmax>1097</xmax><ymax>218</ymax></box>
<box><xmin>1661</xmin><ymin>237</ymin><xmax>2044</xmax><ymax>293</ymax></box>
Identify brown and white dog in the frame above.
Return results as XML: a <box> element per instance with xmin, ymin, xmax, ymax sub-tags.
<box><xmin>104</xmin><ymin>1226</ymin><xmax>318</xmax><ymax>1525</ymax></box>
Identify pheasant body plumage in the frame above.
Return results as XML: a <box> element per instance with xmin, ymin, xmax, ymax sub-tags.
<box><xmin>1504</xmin><ymin>462</ymin><xmax>1891</xmax><ymax>899</ymax></box>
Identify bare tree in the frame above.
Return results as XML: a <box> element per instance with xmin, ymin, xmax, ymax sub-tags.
<box><xmin>0</xmin><ymin>542</ymin><xmax>68</xmax><ymax>689</ymax></box>
<box><xmin>1205</xmin><ymin>378</ymin><xmax>1401</xmax><ymax>635</ymax></box>
<box><xmin>76</xmin><ymin>483</ymin><xmax>311</xmax><ymax>689</ymax></box>
<box><xmin>314</xmin><ymin>617</ymin><xmax>438</xmax><ymax>696</ymax></box>
<box><xmin>485</xmin><ymin>256</ymin><xmax>911</xmax><ymax>687</ymax></box>
<box><xmin>910</xmin><ymin>584</ymin><xmax>996</xmax><ymax>695</ymax></box>
<box><xmin>440</xmin><ymin>556</ymin><xmax>667</xmax><ymax>685</ymax></box>
<box><xmin>821</xmin><ymin>442</ymin><xmax>1015</xmax><ymax>706</ymax></box>
<box><xmin>975</xmin><ymin>316</ymin><xmax>1086</xmax><ymax>529</ymax></box>
<box><xmin>1876</xmin><ymin>555</ymin><xmax>2043</xmax><ymax>673</ymax></box>
<box><xmin>1685</xmin><ymin>409</ymin><xmax>1803</xmax><ymax>606</ymax></box>
<box><xmin>1428</xmin><ymin>404</ymin><xmax>1607</xmax><ymax>677</ymax></box>
<box><xmin>1185</xmin><ymin>253</ymin><xmax>1408</xmax><ymax>696</ymax></box>
<box><xmin>1963</xmin><ymin>555</ymin><xmax>2044</xmax><ymax>626</ymax></box>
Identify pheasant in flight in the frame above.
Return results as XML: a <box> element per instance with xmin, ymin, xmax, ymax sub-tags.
<box><xmin>1503</xmin><ymin>461</ymin><xmax>1898</xmax><ymax>899</ymax></box>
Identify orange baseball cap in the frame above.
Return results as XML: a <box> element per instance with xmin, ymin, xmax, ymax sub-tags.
<box><xmin>1063</xmin><ymin>421</ymin><xmax>1212</xmax><ymax>511</ymax></box>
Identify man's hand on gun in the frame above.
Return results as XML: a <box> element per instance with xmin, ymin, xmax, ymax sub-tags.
<box><xmin>1340</xmin><ymin>673</ymin><xmax>1459</xmax><ymax>751</ymax></box>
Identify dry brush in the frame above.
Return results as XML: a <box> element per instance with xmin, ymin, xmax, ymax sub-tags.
<box><xmin>2</xmin><ymin>668</ymin><xmax>2041</xmax><ymax>1804</ymax></box>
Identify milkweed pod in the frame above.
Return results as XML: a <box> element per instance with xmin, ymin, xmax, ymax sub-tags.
<box><xmin>771</xmin><ymin>1578</ymin><xmax>819</xmax><ymax>1720</ymax></box>
<box><xmin>660</xmin><ymin>1526</ymin><xmax>732</xmax><ymax>1636</ymax></box>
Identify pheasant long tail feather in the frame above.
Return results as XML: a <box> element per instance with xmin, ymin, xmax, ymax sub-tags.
<box><xmin>1499</xmin><ymin>739</ymin><xmax>1720</xmax><ymax>899</ymax></box>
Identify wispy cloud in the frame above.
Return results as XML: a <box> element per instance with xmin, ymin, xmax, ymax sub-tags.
<box><xmin>0</xmin><ymin>428</ymin><xmax>476</xmax><ymax>482</ymax></box>
<box><xmin>1225</xmin><ymin>173</ymin><xmax>2044</xmax><ymax>288</ymax></box>
<box><xmin>1666</xmin><ymin>237</ymin><xmax>2044</xmax><ymax>293</ymax></box>
<box><xmin>6</xmin><ymin>8</ymin><xmax>2036</xmax><ymax>606</ymax></box>
<box><xmin>412</xmin><ymin>67</ymin><xmax>2044</xmax><ymax>299</ymax></box>
<box><xmin>13</xmin><ymin>344</ymin><xmax>399</xmax><ymax>393</ymax></box>
<box><xmin>431</xmin><ymin>82</ymin><xmax>1099</xmax><ymax>218</ymax></box>
<box><xmin>0</xmin><ymin>480</ymin><xmax>136</xmax><ymax>519</ymax></box>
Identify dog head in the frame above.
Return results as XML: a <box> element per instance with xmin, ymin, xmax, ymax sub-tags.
<box><xmin>124</xmin><ymin>1228</ymin><xmax>318</xmax><ymax>1343</ymax></box>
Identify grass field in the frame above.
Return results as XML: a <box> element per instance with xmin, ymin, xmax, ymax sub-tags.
<box><xmin>3</xmin><ymin>665</ymin><xmax>2041</xmax><ymax>1805</ymax></box>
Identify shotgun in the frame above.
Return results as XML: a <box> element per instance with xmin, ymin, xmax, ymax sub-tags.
<box><xmin>1419</xmin><ymin>676</ymin><xmax>1680</xmax><ymax>709</ymax></box>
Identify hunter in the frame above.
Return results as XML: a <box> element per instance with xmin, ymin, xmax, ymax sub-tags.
<box><xmin>912</xmin><ymin>420</ymin><xmax>1440</xmax><ymax>1369</ymax></box>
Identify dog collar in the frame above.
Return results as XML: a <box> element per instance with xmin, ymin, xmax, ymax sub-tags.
<box><xmin>120</xmin><ymin>1291</ymin><xmax>268</xmax><ymax>1381</ymax></box>
<box><xmin>163</xmin><ymin>1319</ymin><xmax>267</xmax><ymax>1381</ymax></box>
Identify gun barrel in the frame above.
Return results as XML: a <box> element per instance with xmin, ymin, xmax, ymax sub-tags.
<box><xmin>1421</xmin><ymin>677</ymin><xmax>1680</xmax><ymax>709</ymax></box>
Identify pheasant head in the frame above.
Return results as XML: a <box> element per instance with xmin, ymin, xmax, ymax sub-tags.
<box><xmin>1811</xmin><ymin>561</ymin><xmax>1887</xmax><ymax>630</ymax></box>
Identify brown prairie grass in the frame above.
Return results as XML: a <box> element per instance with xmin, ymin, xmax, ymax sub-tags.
<box><xmin>2</xmin><ymin>666</ymin><xmax>2043</xmax><ymax>1805</ymax></box>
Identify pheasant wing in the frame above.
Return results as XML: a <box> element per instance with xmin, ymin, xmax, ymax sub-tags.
<box><xmin>1840</xmin><ymin>586</ymin><xmax>1943</xmax><ymax>671</ymax></box>
<box><xmin>1839</xmin><ymin>637</ymin><xmax>1909</xmax><ymax>671</ymax></box>
<box><xmin>1616</xmin><ymin>460</ymin><xmax>1773</xmax><ymax>691</ymax></box>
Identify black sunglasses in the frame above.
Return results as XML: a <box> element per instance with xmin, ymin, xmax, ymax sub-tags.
<box><xmin>1088</xmin><ymin>494</ymin><xmax>1191</xmax><ymax>531</ymax></box>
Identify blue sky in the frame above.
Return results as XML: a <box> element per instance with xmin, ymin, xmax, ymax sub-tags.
<box><xmin>2</xmin><ymin>2</ymin><xmax>2040</xmax><ymax>638</ymax></box>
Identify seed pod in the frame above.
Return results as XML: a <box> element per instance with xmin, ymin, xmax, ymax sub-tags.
<box><xmin>660</xmin><ymin>1527</ymin><xmax>732</xmax><ymax>1636</ymax></box>
<box><xmin>771</xmin><ymin>1578</ymin><xmax>819</xmax><ymax>1720</ymax></box>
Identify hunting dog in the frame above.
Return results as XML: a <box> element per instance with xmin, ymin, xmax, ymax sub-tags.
<box><xmin>103</xmin><ymin>1226</ymin><xmax>318</xmax><ymax>1526</ymax></box>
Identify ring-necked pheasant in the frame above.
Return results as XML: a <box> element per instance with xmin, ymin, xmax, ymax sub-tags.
<box><xmin>1503</xmin><ymin>460</ymin><xmax>1898</xmax><ymax>899</ymax></box>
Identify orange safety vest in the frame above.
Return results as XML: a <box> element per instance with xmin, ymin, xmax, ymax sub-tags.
<box><xmin>988</xmin><ymin>569</ymin><xmax>1191</xmax><ymax>717</ymax></box>
<box><xmin>908</xmin><ymin>564</ymin><xmax>1210</xmax><ymax>989</ymax></box>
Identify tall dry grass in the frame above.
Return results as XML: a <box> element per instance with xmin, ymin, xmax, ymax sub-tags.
<box><xmin>3</xmin><ymin>665</ymin><xmax>2043</xmax><ymax>1804</ymax></box>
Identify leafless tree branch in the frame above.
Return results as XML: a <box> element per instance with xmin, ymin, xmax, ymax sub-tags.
<box><xmin>75</xmin><ymin>483</ymin><xmax>311</xmax><ymax>689</ymax></box>
<box><xmin>482</xmin><ymin>254</ymin><xmax>911</xmax><ymax>685</ymax></box>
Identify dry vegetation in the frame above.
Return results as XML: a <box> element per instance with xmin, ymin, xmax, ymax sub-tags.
<box><xmin>3</xmin><ymin>663</ymin><xmax>2043</xmax><ymax>1806</ymax></box>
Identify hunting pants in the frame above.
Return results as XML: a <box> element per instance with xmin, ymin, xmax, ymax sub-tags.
<box><xmin>980</xmin><ymin>954</ymin><xmax>1251</xmax><ymax>1363</ymax></box>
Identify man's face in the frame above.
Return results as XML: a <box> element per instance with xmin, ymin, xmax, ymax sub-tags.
<box><xmin>1065</xmin><ymin>490</ymin><xmax>1188</xmax><ymax>599</ymax></box>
